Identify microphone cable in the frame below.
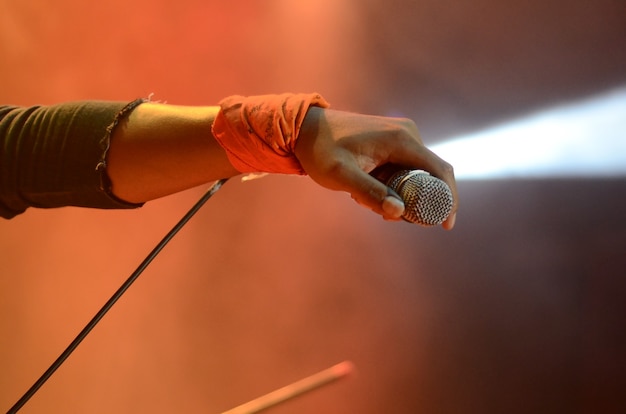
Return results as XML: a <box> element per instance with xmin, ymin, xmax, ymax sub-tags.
<box><xmin>6</xmin><ymin>178</ymin><xmax>229</xmax><ymax>414</ymax></box>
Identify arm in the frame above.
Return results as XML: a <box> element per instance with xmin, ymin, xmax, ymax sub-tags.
<box><xmin>107</xmin><ymin>99</ymin><xmax>457</xmax><ymax>229</ymax></box>
<box><xmin>106</xmin><ymin>103</ymin><xmax>239</xmax><ymax>203</ymax></box>
<box><xmin>1</xmin><ymin>96</ymin><xmax>457</xmax><ymax>228</ymax></box>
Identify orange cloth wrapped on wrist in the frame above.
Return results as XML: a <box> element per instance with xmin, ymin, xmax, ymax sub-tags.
<box><xmin>211</xmin><ymin>93</ymin><xmax>330</xmax><ymax>175</ymax></box>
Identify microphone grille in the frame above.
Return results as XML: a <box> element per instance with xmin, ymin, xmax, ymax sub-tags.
<box><xmin>387</xmin><ymin>170</ymin><xmax>454</xmax><ymax>226</ymax></box>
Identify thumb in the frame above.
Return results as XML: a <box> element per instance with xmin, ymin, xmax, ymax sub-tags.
<box><xmin>339</xmin><ymin>166</ymin><xmax>406</xmax><ymax>220</ymax></box>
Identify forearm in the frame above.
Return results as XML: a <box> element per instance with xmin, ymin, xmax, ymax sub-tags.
<box><xmin>106</xmin><ymin>102</ymin><xmax>240</xmax><ymax>203</ymax></box>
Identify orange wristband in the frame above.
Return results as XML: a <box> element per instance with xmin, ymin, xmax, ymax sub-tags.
<box><xmin>211</xmin><ymin>93</ymin><xmax>330</xmax><ymax>175</ymax></box>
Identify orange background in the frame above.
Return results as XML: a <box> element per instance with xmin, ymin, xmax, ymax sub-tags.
<box><xmin>2</xmin><ymin>1</ymin><xmax>626</xmax><ymax>413</ymax></box>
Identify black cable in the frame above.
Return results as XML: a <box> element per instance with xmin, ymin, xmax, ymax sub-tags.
<box><xmin>6</xmin><ymin>178</ymin><xmax>229</xmax><ymax>414</ymax></box>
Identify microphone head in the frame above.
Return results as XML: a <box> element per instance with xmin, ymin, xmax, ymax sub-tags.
<box><xmin>386</xmin><ymin>169</ymin><xmax>454</xmax><ymax>226</ymax></box>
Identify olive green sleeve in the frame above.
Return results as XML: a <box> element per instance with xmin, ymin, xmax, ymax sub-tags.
<box><xmin>0</xmin><ymin>100</ymin><xmax>145</xmax><ymax>219</ymax></box>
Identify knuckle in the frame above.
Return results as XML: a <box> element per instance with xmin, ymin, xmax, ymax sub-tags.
<box><xmin>440</xmin><ymin>159</ymin><xmax>454</xmax><ymax>175</ymax></box>
<box><xmin>397</xmin><ymin>119</ymin><xmax>422</xmax><ymax>144</ymax></box>
<box><xmin>443</xmin><ymin>163</ymin><xmax>455</xmax><ymax>180</ymax></box>
<box><xmin>367</xmin><ymin>183</ymin><xmax>387</xmax><ymax>203</ymax></box>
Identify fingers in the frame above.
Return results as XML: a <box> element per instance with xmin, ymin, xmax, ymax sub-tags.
<box><xmin>325</xmin><ymin>133</ymin><xmax>458</xmax><ymax>228</ymax></box>
<box><xmin>339</xmin><ymin>165</ymin><xmax>406</xmax><ymax>220</ymax></box>
<box><xmin>386</xmin><ymin>137</ymin><xmax>459</xmax><ymax>230</ymax></box>
<box><xmin>345</xmin><ymin>162</ymin><xmax>458</xmax><ymax>228</ymax></box>
<box><xmin>427</xmin><ymin>151</ymin><xmax>458</xmax><ymax>230</ymax></box>
<box><xmin>381</xmin><ymin>189</ymin><xmax>406</xmax><ymax>219</ymax></box>
<box><xmin>422</xmin><ymin>148</ymin><xmax>458</xmax><ymax>230</ymax></box>
<box><xmin>296</xmin><ymin>108</ymin><xmax>458</xmax><ymax>228</ymax></box>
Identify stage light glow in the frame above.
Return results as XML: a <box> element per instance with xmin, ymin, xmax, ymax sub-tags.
<box><xmin>430</xmin><ymin>86</ymin><xmax>626</xmax><ymax>179</ymax></box>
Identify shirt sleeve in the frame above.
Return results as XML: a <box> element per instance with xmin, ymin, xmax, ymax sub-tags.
<box><xmin>0</xmin><ymin>100</ymin><xmax>145</xmax><ymax>219</ymax></box>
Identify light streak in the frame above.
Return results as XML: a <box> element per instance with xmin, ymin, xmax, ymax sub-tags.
<box><xmin>430</xmin><ymin>86</ymin><xmax>626</xmax><ymax>179</ymax></box>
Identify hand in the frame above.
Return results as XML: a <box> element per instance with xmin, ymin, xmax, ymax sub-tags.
<box><xmin>295</xmin><ymin>107</ymin><xmax>458</xmax><ymax>229</ymax></box>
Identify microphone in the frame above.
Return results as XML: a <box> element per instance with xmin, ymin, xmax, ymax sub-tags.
<box><xmin>377</xmin><ymin>167</ymin><xmax>454</xmax><ymax>226</ymax></box>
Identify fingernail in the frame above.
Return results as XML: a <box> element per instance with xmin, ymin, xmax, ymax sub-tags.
<box><xmin>446</xmin><ymin>212</ymin><xmax>457</xmax><ymax>229</ymax></box>
<box><xmin>383</xmin><ymin>196</ymin><xmax>405</xmax><ymax>218</ymax></box>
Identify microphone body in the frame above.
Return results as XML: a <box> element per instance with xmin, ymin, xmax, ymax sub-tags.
<box><xmin>380</xmin><ymin>168</ymin><xmax>454</xmax><ymax>226</ymax></box>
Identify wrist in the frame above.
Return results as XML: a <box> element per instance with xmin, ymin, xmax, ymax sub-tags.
<box><xmin>211</xmin><ymin>93</ymin><xmax>330</xmax><ymax>175</ymax></box>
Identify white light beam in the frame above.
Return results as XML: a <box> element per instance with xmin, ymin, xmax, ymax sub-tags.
<box><xmin>430</xmin><ymin>86</ymin><xmax>626</xmax><ymax>179</ymax></box>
